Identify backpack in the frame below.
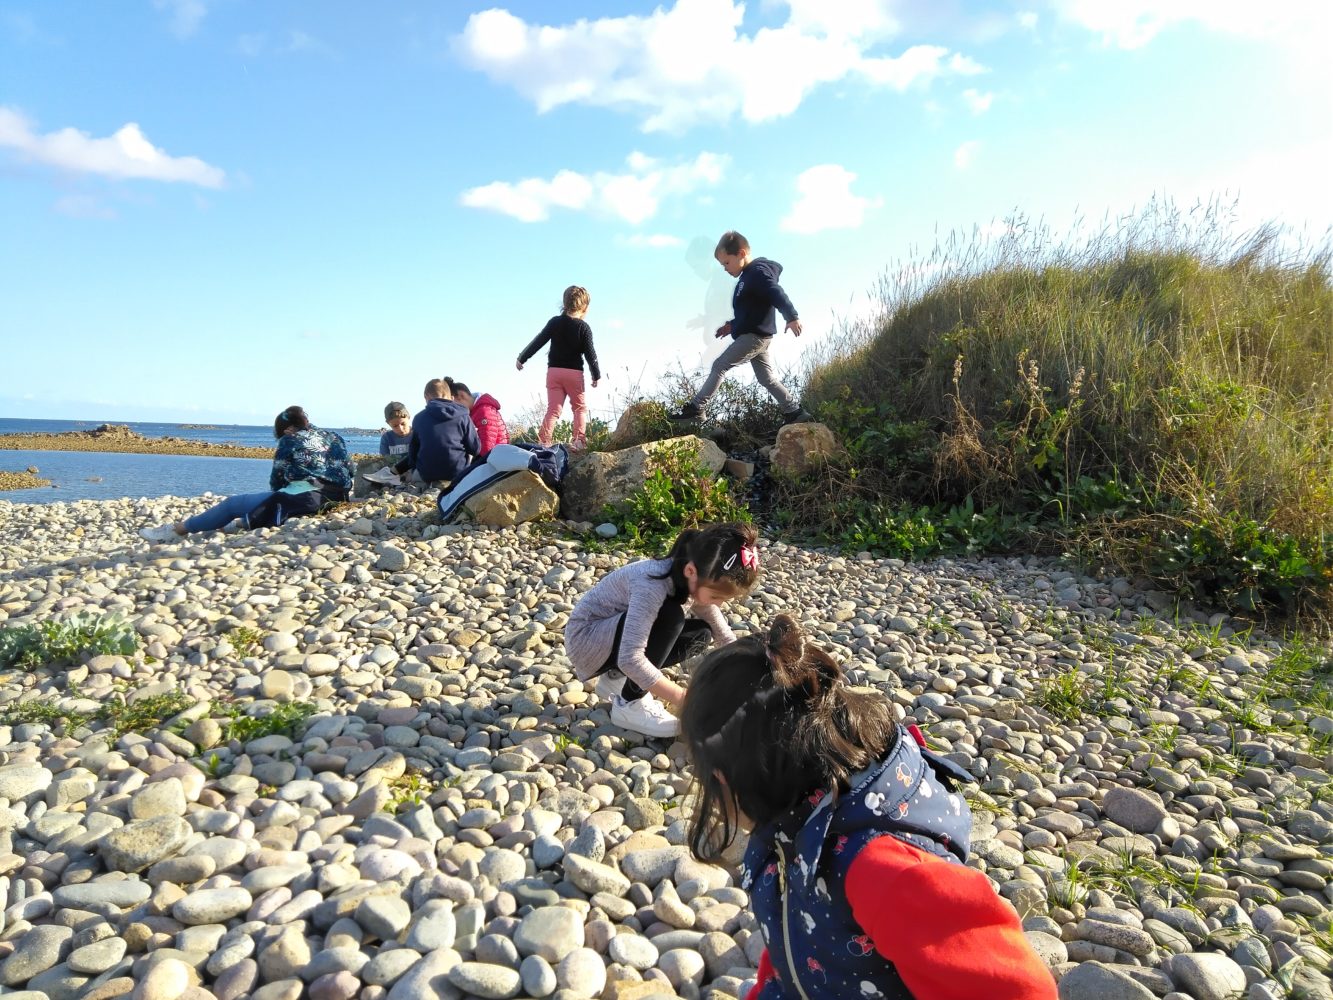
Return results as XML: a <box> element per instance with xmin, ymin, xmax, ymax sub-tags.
<box><xmin>514</xmin><ymin>442</ymin><xmax>569</xmax><ymax>491</ymax></box>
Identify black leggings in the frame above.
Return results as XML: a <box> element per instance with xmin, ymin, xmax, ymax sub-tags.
<box><xmin>595</xmin><ymin>598</ymin><xmax>712</xmax><ymax>701</ymax></box>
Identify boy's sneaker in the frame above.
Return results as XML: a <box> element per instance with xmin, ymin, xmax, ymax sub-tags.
<box><xmin>668</xmin><ymin>404</ymin><xmax>703</xmax><ymax>422</ymax></box>
<box><xmin>139</xmin><ymin>524</ymin><xmax>180</xmax><ymax>543</ymax></box>
<box><xmin>364</xmin><ymin>466</ymin><xmax>404</xmax><ymax>486</ymax></box>
<box><xmin>611</xmin><ymin>694</ymin><xmax>680</xmax><ymax>738</ymax></box>
<box><xmin>781</xmin><ymin>408</ymin><xmax>814</xmax><ymax>426</ymax></box>
<box><xmin>594</xmin><ymin>670</ymin><xmax>626</xmax><ymax>700</ymax></box>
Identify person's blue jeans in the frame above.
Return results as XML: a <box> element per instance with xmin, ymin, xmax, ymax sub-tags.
<box><xmin>183</xmin><ymin>490</ymin><xmax>274</xmax><ymax>534</ymax></box>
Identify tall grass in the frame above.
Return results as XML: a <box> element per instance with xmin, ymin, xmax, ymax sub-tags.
<box><xmin>801</xmin><ymin>200</ymin><xmax>1332</xmax><ymax>621</ymax></box>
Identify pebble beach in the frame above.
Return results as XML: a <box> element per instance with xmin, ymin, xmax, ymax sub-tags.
<box><xmin>0</xmin><ymin>491</ymin><xmax>1329</xmax><ymax>1000</ymax></box>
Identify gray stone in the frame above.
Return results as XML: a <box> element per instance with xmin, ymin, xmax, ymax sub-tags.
<box><xmin>514</xmin><ymin>906</ymin><xmax>584</xmax><ymax>964</ymax></box>
<box><xmin>0</xmin><ymin>924</ymin><xmax>73</xmax><ymax>985</ymax></box>
<box><xmin>172</xmin><ymin>886</ymin><xmax>253</xmax><ymax>924</ymax></box>
<box><xmin>357</xmin><ymin>894</ymin><xmax>412</xmax><ymax>941</ymax></box>
<box><xmin>100</xmin><ymin>816</ymin><xmax>191</xmax><ymax>873</ymax></box>
<box><xmin>447</xmin><ymin>961</ymin><xmax>522</xmax><ymax>999</ymax></box>
<box><xmin>1057</xmin><ymin>961</ymin><xmax>1154</xmax><ymax>1000</ymax></box>
<box><xmin>53</xmin><ymin>880</ymin><xmax>151</xmax><ymax>909</ymax></box>
<box><xmin>1102</xmin><ymin>786</ymin><xmax>1168</xmax><ymax>834</ymax></box>
<box><xmin>1163</xmin><ymin>953</ymin><xmax>1248</xmax><ymax>1000</ymax></box>
<box><xmin>520</xmin><ymin>954</ymin><xmax>558</xmax><ymax>997</ymax></box>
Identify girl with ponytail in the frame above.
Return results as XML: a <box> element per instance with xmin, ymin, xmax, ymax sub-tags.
<box><xmin>681</xmin><ymin>615</ymin><xmax>1057</xmax><ymax>1000</ymax></box>
<box><xmin>564</xmin><ymin>522</ymin><xmax>760</xmax><ymax>738</ymax></box>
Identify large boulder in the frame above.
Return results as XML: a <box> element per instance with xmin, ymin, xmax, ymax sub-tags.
<box><xmin>561</xmin><ymin>435</ymin><xmax>726</xmax><ymax>522</ymax></box>
<box><xmin>464</xmin><ymin>471</ymin><xmax>559</xmax><ymax>527</ymax></box>
<box><xmin>770</xmin><ymin>422</ymin><xmax>843</xmax><ymax>478</ymax></box>
<box><xmin>353</xmin><ymin>456</ymin><xmax>393</xmax><ymax>499</ymax></box>
<box><xmin>607</xmin><ymin>401</ymin><xmax>670</xmax><ymax>450</ymax></box>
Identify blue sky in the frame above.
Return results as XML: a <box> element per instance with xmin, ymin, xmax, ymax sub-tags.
<box><xmin>2</xmin><ymin>1</ymin><xmax>1329</xmax><ymax>430</ymax></box>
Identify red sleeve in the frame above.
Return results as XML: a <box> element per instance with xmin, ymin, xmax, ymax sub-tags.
<box><xmin>745</xmin><ymin>950</ymin><xmax>775</xmax><ymax>1000</ymax></box>
<box><xmin>846</xmin><ymin>837</ymin><xmax>1057</xmax><ymax>1000</ymax></box>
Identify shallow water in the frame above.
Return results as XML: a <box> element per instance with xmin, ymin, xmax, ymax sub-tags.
<box><xmin>0</xmin><ymin>450</ymin><xmax>275</xmax><ymax>503</ymax></box>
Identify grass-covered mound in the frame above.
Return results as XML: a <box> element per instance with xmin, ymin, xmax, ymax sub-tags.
<box><xmin>797</xmin><ymin>205</ymin><xmax>1332</xmax><ymax>623</ymax></box>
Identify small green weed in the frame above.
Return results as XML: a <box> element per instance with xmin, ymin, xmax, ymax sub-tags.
<box><xmin>0</xmin><ymin>613</ymin><xmax>138</xmax><ymax>669</ymax></box>
<box><xmin>387</xmin><ymin>770</ymin><xmax>434</xmax><ymax>812</ymax></box>
<box><xmin>228</xmin><ymin>627</ymin><xmax>264</xmax><ymax>658</ymax></box>
<box><xmin>0</xmin><ymin>688</ymin><xmax>195</xmax><ymax>738</ymax></box>
<box><xmin>222</xmin><ymin>701</ymin><xmax>318</xmax><ymax>744</ymax></box>
<box><xmin>1036</xmin><ymin>668</ymin><xmax>1090</xmax><ymax>722</ymax></box>
<box><xmin>604</xmin><ymin>439</ymin><xmax>750</xmax><ymax>552</ymax></box>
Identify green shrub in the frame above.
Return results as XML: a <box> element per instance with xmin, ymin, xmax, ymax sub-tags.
<box><xmin>0</xmin><ymin>613</ymin><xmax>139</xmax><ymax>669</ymax></box>
<box><xmin>798</xmin><ymin>201</ymin><xmax>1333</xmax><ymax>622</ymax></box>
<box><xmin>605</xmin><ymin>439</ymin><xmax>750</xmax><ymax>551</ymax></box>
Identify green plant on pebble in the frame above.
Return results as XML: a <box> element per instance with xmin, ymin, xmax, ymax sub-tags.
<box><xmin>0</xmin><ymin>688</ymin><xmax>195</xmax><ymax>738</ymax></box>
<box><xmin>0</xmin><ymin>613</ymin><xmax>138</xmax><ymax>669</ymax></box>
<box><xmin>227</xmin><ymin>626</ymin><xmax>264</xmax><ymax>658</ymax></box>
<box><xmin>604</xmin><ymin>439</ymin><xmax>750</xmax><ymax>552</ymax></box>
<box><xmin>387</xmin><ymin>770</ymin><xmax>434</xmax><ymax>812</ymax></box>
<box><xmin>221</xmin><ymin>701</ymin><xmax>318</xmax><ymax>744</ymax></box>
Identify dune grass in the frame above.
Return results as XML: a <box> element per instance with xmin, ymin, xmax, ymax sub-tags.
<box><xmin>797</xmin><ymin>201</ymin><xmax>1332</xmax><ymax>623</ymax></box>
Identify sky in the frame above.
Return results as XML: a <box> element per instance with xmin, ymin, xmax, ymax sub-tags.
<box><xmin>2</xmin><ymin>0</ymin><xmax>1330</xmax><ymax>430</ymax></box>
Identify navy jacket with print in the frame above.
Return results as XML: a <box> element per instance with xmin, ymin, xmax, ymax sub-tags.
<box><xmin>741</xmin><ymin>727</ymin><xmax>975</xmax><ymax>1000</ymax></box>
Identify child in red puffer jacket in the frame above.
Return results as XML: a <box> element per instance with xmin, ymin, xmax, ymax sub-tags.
<box><xmin>446</xmin><ymin>379</ymin><xmax>509</xmax><ymax>459</ymax></box>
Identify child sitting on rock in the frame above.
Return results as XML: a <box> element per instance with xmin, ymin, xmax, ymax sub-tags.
<box><xmin>564</xmin><ymin>522</ymin><xmax>759</xmax><ymax>738</ymax></box>
<box><xmin>680</xmin><ymin>614</ymin><xmax>1058</xmax><ymax>1000</ymax></box>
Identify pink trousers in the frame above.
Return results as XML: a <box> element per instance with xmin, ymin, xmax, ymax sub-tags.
<box><xmin>541</xmin><ymin>367</ymin><xmax>588</xmax><ymax>448</ymax></box>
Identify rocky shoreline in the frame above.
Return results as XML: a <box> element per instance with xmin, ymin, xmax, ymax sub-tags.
<box><xmin>0</xmin><ymin>491</ymin><xmax>1328</xmax><ymax>1000</ymax></box>
<box><xmin>0</xmin><ymin>425</ymin><xmax>274</xmax><ymax>460</ymax></box>
<box><xmin>0</xmin><ymin>469</ymin><xmax>51</xmax><ymax>491</ymax></box>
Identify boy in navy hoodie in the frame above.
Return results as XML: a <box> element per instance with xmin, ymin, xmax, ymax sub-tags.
<box><xmin>393</xmin><ymin>379</ymin><xmax>480</xmax><ymax>486</ymax></box>
<box><xmin>670</xmin><ymin>231</ymin><xmax>812</xmax><ymax>425</ymax></box>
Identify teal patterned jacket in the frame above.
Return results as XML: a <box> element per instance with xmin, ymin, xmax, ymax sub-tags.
<box><xmin>269</xmin><ymin>427</ymin><xmax>354</xmax><ymax>493</ymax></box>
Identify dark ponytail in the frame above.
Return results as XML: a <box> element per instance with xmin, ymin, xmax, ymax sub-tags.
<box><xmin>680</xmin><ymin>614</ymin><xmax>897</xmax><ymax>862</ymax></box>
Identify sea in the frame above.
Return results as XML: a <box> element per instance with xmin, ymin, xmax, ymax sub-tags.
<box><xmin>0</xmin><ymin>418</ymin><xmax>382</xmax><ymax>505</ymax></box>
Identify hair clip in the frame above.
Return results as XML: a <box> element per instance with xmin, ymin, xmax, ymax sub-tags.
<box><xmin>740</xmin><ymin>544</ymin><xmax>759</xmax><ymax>571</ymax></box>
<box><xmin>722</xmin><ymin>552</ymin><xmax>738</xmax><ymax>571</ymax></box>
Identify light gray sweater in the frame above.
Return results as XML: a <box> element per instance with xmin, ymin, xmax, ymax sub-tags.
<box><xmin>565</xmin><ymin>557</ymin><xmax>736</xmax><ymax>692</ymax></box>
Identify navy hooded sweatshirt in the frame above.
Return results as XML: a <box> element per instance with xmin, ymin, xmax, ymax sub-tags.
<box><xmin>729</xmin><ymin>257</ymin><xmax>799</xmax><ymax>339</ymax></box>
<box><xmin>397</xmin><ymin>399</ymin><xmax>479</xmax><ymax>484</ymax></box>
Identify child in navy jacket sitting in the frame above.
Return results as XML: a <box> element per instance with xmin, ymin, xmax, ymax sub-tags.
<box><xmin>680</xmin><ymin>615</ymin><xmax>1057</xmax><ymax>1000</ymax></box>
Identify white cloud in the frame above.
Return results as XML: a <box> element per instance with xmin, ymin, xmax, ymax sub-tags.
<box><xmin>962</xmin><ymin>88</ymin><xmax>994</xmax><ymax>114</ymax></box>
<box><xmin>0</xmin><ymin>107</ymin><xmax>226</xmax><ymax>187</ymax></box>
<box><xmin>1018</xmin><ymin>10</ymin><xmax>1039</xmax><ymax>30</ymax></box>
<box><xmin>1049</xmin><ymin>0</ymin><xmax>1328</xmax><ymax>49</ymax></box>
<box><xmin>623</xmin><ymin>233</ymin><xmax>684</xmax><ymax>248</ymax></box>
<box><xmin>153</xmin><ymin>0</ymin><xmax>207</xmax><ymax>39</ymax></box>
<box><xmin>781</xmin><ymin>164</ymin><xmax>882</xmax><ymax>234</ymax></box>
<box><xmin>239</xmin><ymin>30</ymin><xmax>336</xmax><ymax>58</ymax></box>
<box><xmin>954</xmin><ymin>140</ymin><xmax>981</xmax><ymax>170</ymax></box>
<box><xmin>456</xmin><ymin>1</ymin><xmax>985</xmax><ymax>132</ymax></box>
<box><xmin>460</xmin><ymin>151</ymin><xmax>726</xmax><ymax>224</ymax></box>
<box><xmin>54</xmin><ymin>194</ymin><xmax>117</xmax><ymax>220</ymax></box>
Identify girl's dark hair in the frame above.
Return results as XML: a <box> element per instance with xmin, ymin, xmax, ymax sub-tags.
<box><xmin>680</xmin><ymin>614</ymin><xmax>896</xmax><ymax>862</ymax></box>
<box><xmin>446</xmin><ymin>378</ymin><xmax>471</xmax><ymax>398</ymax></box>
<box><xmin>652</xmin><ymin>522</ymin><xmax>760</xmax><ymax>603</ymax></box>
<box><xmin>274</xmin><ymin>405</ymin><xmax>310</xmax><ymax>439</ymax></box>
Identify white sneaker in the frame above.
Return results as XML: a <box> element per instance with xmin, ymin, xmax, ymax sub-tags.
<box><xmin>364</xmin><ymin>466</ymin><xmax>404</xmax><ymax>486</ymax></box>
<box><xmin>139</xmin><ymin>524</ymin><xmax>181</xmax><ymax>543</ymax></box>
<box><xmin>595</xmin><ymin>671</ymin><xmax>626</xmax><ymax>701</ymax></box>
<box><xmin>610</xmin><ymin>694</ymin><xmax>680</xmax><ymax>738</ymax></box>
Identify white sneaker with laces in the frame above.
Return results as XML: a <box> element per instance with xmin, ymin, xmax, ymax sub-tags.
<box><xmin>139</xmin><ymin>524</ymin><xmax>181</xmax><ymax>543</ymax></box>
<box><xmin>610</xmin><ymin>694</ymin><xmax>680</xmax><ymax>738</ymax></box>
<box><xmin>595</xmin><ymin>671</ymin><xmax>626</xmax><ymax>701</ymax></box>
